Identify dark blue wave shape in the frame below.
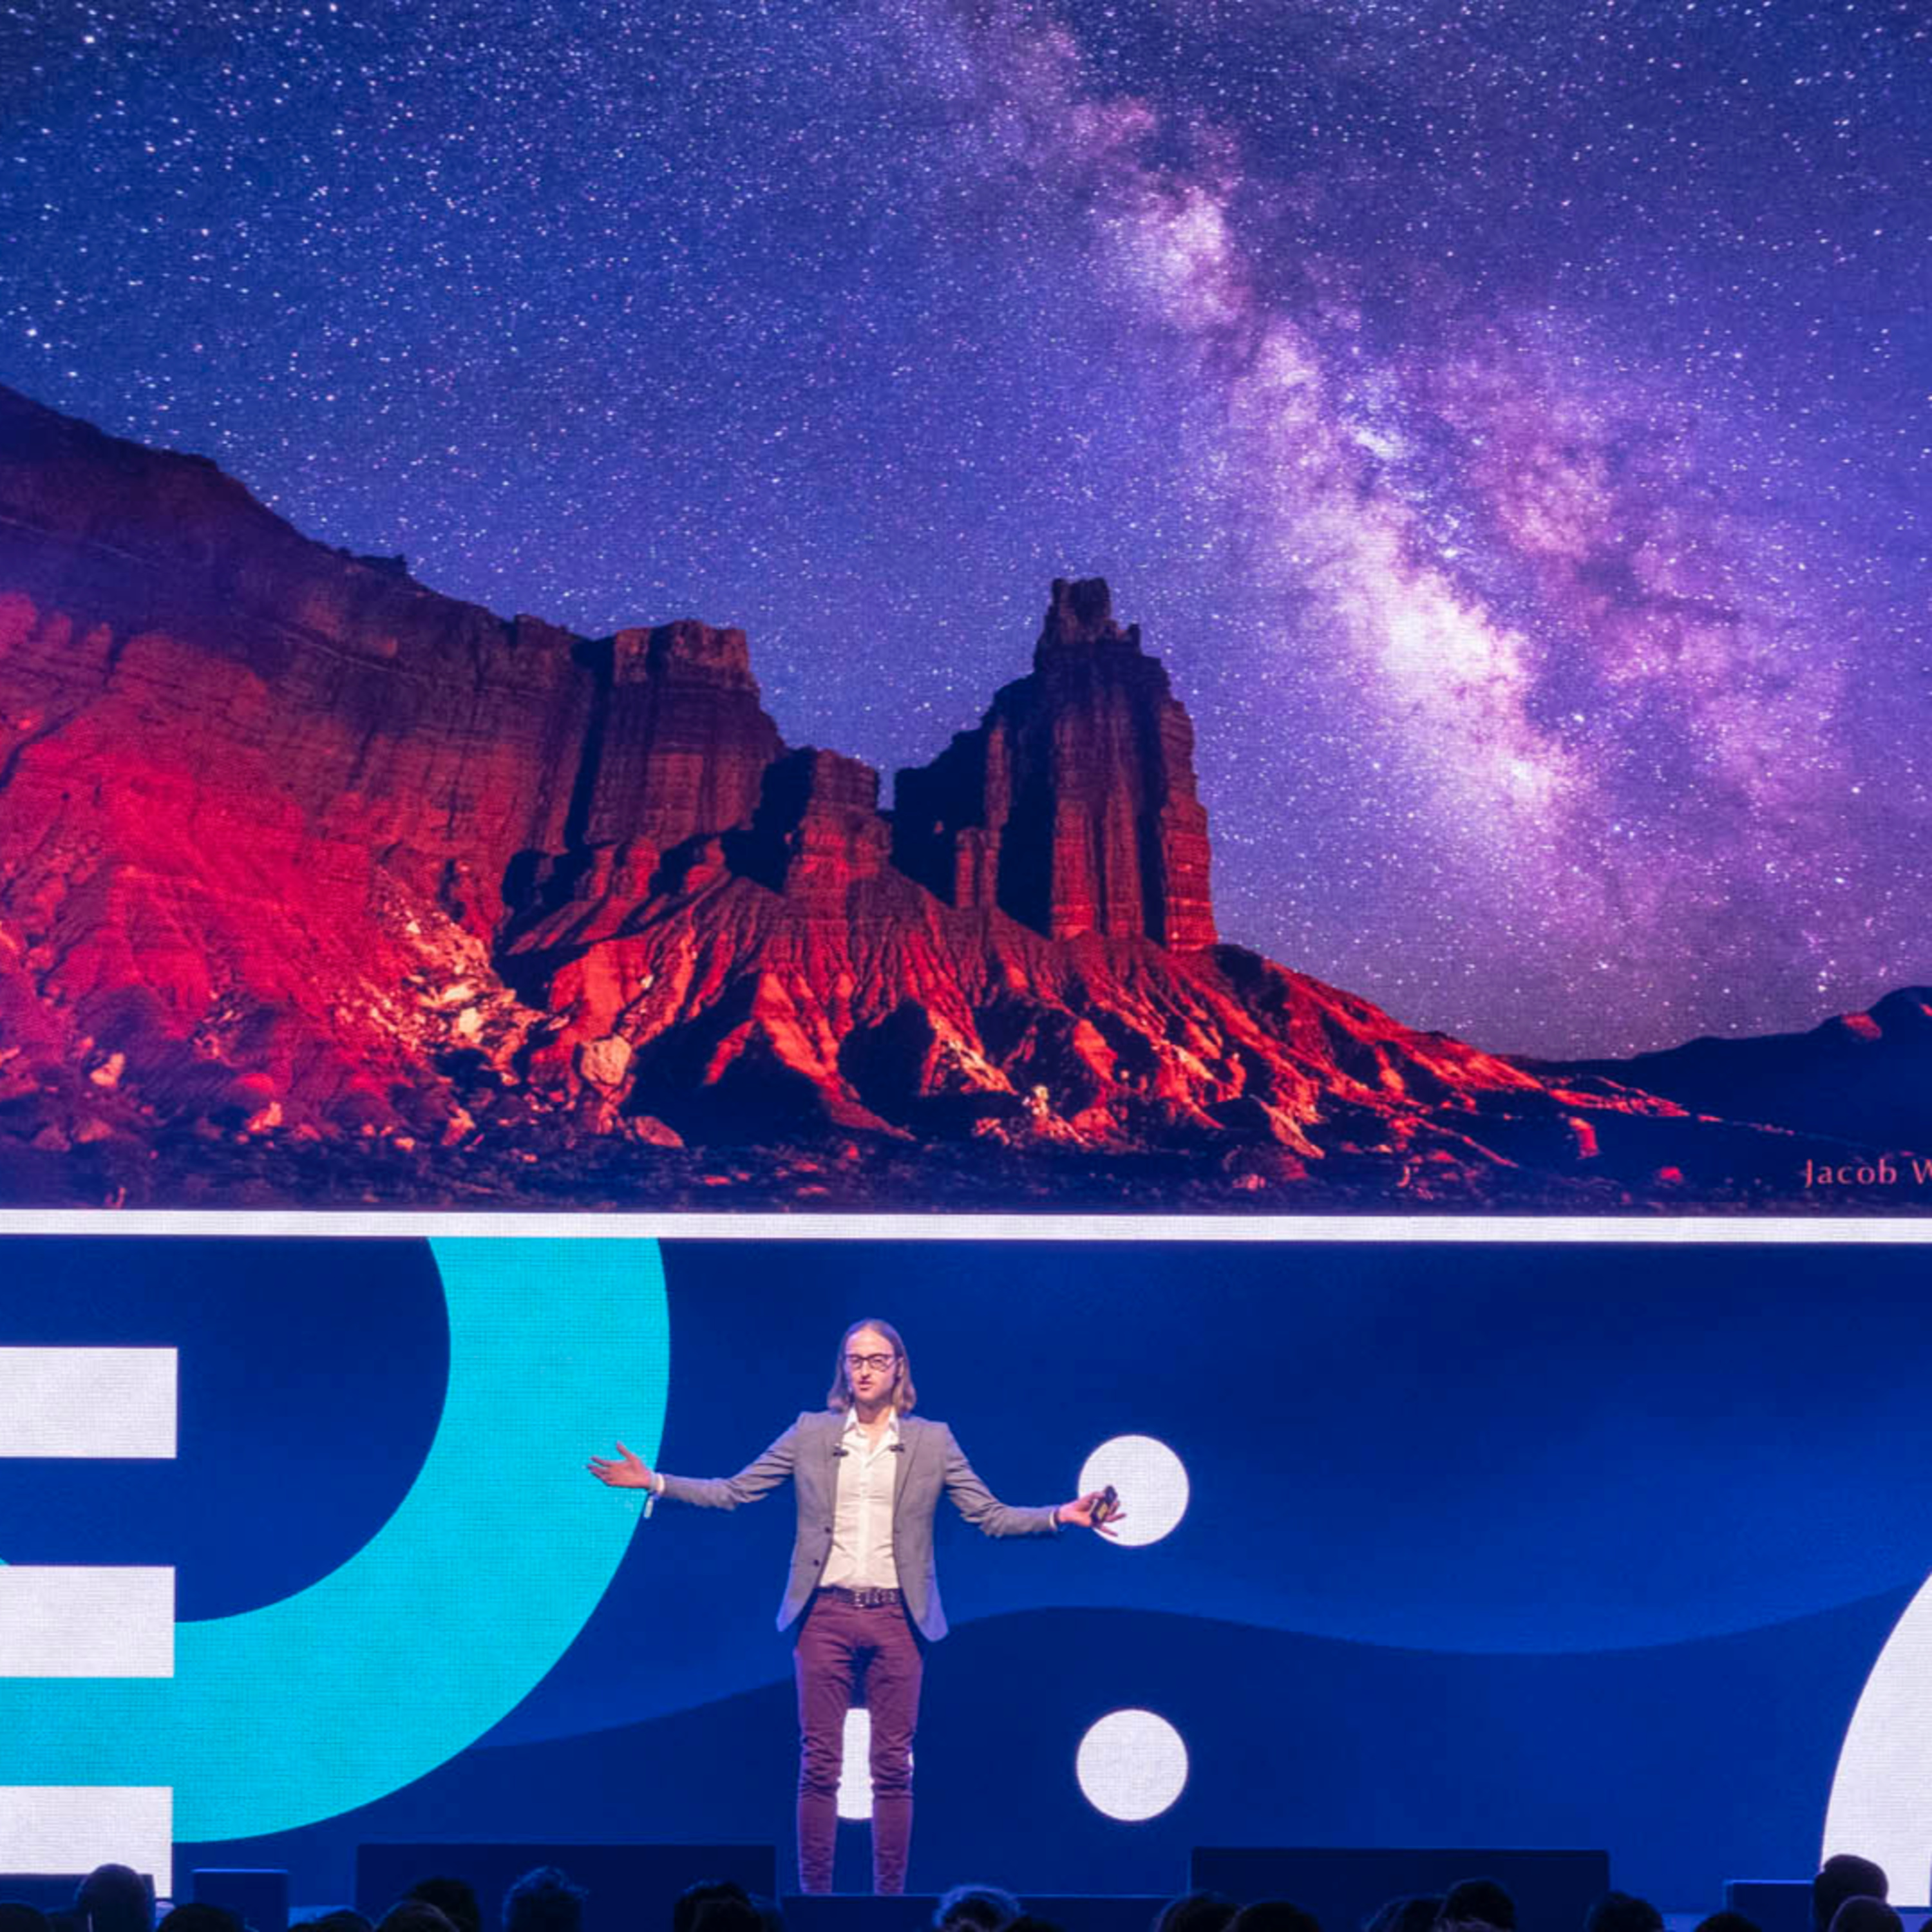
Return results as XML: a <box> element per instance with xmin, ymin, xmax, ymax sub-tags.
<box><xmin>488</xmin><ymin>1563</ymin><xmax>1932</xmax><ymax>1752</ymax></box>
<box><xmin>195</xmin><ymin>1593</ymin><xmax>1917</xmax><ymax>1913</ymax></box>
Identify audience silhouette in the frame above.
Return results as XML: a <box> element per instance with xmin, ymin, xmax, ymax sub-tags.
<box><xmin>1826</xmin><ymin>1899</ymin><xmax>1900</xmax><ymax>1932</ymax></box>
<box><xmin>1814</xmin><ymin>1859</ymin><xmax>1889</xmax><ymax>1932</ymax></box>
<box><xmin>1365</xmin><ymin>1896</ymin><xmax>1443</xmax><ymax>1932</ymax></box>
<box><xmin>74</xmin><ymin>1870</ymin><xmax>150</xmax><ymax>1932</ymax></box>
<box><xmin>1156</xmin><ymin>1894</ymin><xmax>1239</xmax><ymax>1932</ymax></box>
<box><xmin>155</xmin><ymin>1906</ymin><xmax>241</xmax><ymax>1932</ymax></box>
<box><xmin>1226</xmin><ymin>1904</ymin><xmax>1323</xmax><ymax>1932</ymax></box>
<box><xmin>401</xmin><ymin>1883</ymin><xmax>477</xmax><ymax>1932</ymax></box>
<box><xmin>10</xmin><ymin>1842</ymin><xmax>1919</xmax><ymax>1932</ymax></box>
<box><xmin>1438</xmin><ymin>1879</ymin><xmax>1516</xmax><ymax>1932</ymax></box>
<box><xmin>934</xmin><ymin>1886</ymin><xmax>1023</xmax><ymax>1931</ymax></box>
<box><xmin>1584</xmin><ymin>1890</ymin><xmax>1664</xmax><ymax>1932</ymax></box>
<box><xmin>499</xmin><ymin>1871</ymin><xmax>582</xmax><ymax>1932</ymax></box>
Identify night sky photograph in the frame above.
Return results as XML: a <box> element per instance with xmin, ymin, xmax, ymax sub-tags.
<box><xmin>2</xmin><ymin>0</ymin><xmax>1927</xmax><ymax>1065</ymax></box>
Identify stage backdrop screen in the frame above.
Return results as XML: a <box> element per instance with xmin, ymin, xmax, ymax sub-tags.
<box><xmin>4</xmin><ymin>1235</ymin><xmax>1931</xmax><ymax>1909</ymax></box>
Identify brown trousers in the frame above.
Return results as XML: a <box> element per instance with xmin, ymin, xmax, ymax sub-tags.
<box><xmin>793</xmin><ymin>1591</ymin><xmax>924</xmax><ymax>1894</ymax></box>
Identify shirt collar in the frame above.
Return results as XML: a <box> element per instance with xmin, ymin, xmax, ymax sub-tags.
<box><xmin>840</xmin><ymin>1407</ymin><xmax>900</xmax><ymax>1447</ymax></box>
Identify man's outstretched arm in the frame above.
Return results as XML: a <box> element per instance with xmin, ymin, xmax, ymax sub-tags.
<box><xmin>589</xmin><ymin>1417</ymin><xmax>802</xmax><ymax>1508</ymax></box>
<box><xmin>940</xmin><ymin>1428</ymin><xmax>1117</xmax><ymax>1537</ymax></box>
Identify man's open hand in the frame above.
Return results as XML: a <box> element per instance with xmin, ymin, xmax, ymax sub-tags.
<box><xmin>587</xmin><ymin>1441</ymin><xmax>656</xmax><ymax>1488</ymax></box>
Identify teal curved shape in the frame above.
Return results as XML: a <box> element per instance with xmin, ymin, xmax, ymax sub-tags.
<box><xmin>0</xmin><ymin>1236</ymin><xmax>669</xmax><ymax>1841</ymax></box>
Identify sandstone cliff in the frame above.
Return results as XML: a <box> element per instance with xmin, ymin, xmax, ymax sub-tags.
<box><xmin>0</xmin><ymin>383</ymin><xmax>1876</xmax><ymax>1208</ymax></box>
<box><xmin>893</xmin><ymin>577</ymin><xmax>1215</xmax><ymax>949</ymax></box>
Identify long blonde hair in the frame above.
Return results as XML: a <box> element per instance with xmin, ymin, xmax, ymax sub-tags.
<box><xmin>828</xmin><ymin>1317</ymin><xmax>917</xmax><ymax>1414</ymax></box>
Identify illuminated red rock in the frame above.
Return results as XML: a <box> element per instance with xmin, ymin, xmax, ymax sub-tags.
<box><xmin>894</xmin><ymin>577</ymin><xmax>1216</xmax><ymax>949</ymax></box>
<box><xmin>574</xmin><ymin>620</ymin><xmax>782</xmax><ymax>853</ymax></box>
<box><xmin>0</xmin><ymin>382</ymin><xmax>1893</xmax><ymax>1207</ymax></box>
<box><xmin>514</xmin><ymin>889</ymin><xmax>1565</xmax><ymax>1157</ymax></box>
<box><xmin>752</xmin><ymin>748</ymin><xmax>895</xmax><ymax>909</ymax></box>
<box><xmin>0</xmin><ymin>383</ymin><xmax>799</xmax><ymax>1144</ymax></box>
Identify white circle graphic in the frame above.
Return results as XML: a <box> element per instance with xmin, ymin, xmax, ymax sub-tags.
<box><xmin>1075</xmin><ymin>1708</ymin><xmax>1189</xmax><ymax>1821</ymax></box>
<box><xmin>837</xmin><ymin>1705</ymin><xmax>911</xmax><ymax>1820</ymax></box>
<box><xmin>1823</xmin><ymin>1569</ymin><xmax>1932</xmax><ymax>1904</ymax></box>
<box><xmin>1077</xmin><ymin>1434</ymin><xmax>1190</xmax><ymax>1547</ymax></box>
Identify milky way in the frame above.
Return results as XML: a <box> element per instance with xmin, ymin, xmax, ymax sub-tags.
<box><xmin>3</xmin><ymin>0</ymin><xmax>1927</xmax><ymax>1054</ymax></box>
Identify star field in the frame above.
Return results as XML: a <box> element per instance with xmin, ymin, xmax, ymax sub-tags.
<box><xmin>3</xmin><ymin>0</ymin><xmax>1927</xmax><ymax>1054</ymax></box>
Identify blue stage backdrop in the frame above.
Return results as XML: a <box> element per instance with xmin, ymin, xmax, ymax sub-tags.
<box><xmin>3</xmin><ymin>1236</ymin><xmax>1931</xmax><ymax>1911</ymax></box>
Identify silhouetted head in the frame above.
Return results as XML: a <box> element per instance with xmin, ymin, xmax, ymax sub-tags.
<box><xmin>156</xmin><ymin>1908</ymin><xmax>242</xmax><ymax>1932</ymax></box>
<box><xmin>828</xmin><ymin>1318</ymin><xmax>916</xmax><ymax>1414</ymax></box>
<box><xmin>674</xmin><ymin>1885</ymin><xmax>750</xmax><ymax>1932</ymax></box>
<box><xmin>1827</xmin><ymin>1900</ymin><xmax>1900</xmax><ymax>1932</ymax></box>
<box><xmin>404</xmin><ymin>1881</ymin><xmax>478</xmax><ymax>1932</ymax></box>
<box><xmin>1695</xmin><ymin>1913</ymin><xmax>1763</xmax><ymax>1932</ymax></box>
<box><xmin>1586</xmin><ymin>1891</ymin><xmax>1663</xmax><ymax>1932</ymax></box>
<box><xmin>0</xmin><ymin>1905</ymin><xmax>53</xmax><ymax>1932</ymax></box>
<box><xmin>1441</xmin><ymin>1882</ymin><xmax>1517</xmax><ymax>1932</ymax></box>
<box><xmin>1815</xmin><ymin>1861</ymin><xmax>1888</xmax><ymax>1932</ymax></box>
<box><xmin>375</xmin><ymin>1904</ymin><xmax>453</xmax><ymax>1932</ymax></box>
<box><xmin>687</xmin><ymin>1907</ymin><xmax>761</xmax><ymax>1932</ymax></box>
<box><xmin>935</xmin><ymin>1888</ymin><xmax>1023</xmax><ymax>1932</ymax></box>
<box><xmin>500</xmin><ymin>1871</ymin><xmax>583</xmax><ymax>1932</ymax></box>
<box><xmin>76</xmin><ymin>1868</ymin><xmax>152</xmax><ymax>1932</ymax></box>
<box><xmin>1227</xmin><ymin>1906</ymin><xmax>1323</xmax><ymax>1932</ymax></box>
<box><xmin>1154</xmin><ymin>1895</ymin><xmax>1239</xmax><ymax>1932</ymax></box>
<box><xmin>1366</xmin><ymin>1899</ymin><xmax>1444</xmax><ymax>1932</ymax></box>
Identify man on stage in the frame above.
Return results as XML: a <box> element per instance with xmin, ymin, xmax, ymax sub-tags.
<box><xmin>589</xmin><ymin>1316</ymin><xmax>1117</xmax><ymax>1896</ymax></box>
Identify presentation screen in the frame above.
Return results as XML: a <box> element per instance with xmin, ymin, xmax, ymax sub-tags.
<box><xmin>3</xmin><ymin>1234</ymin><xmax>1929</xmax><ymax>1908</ymax></box>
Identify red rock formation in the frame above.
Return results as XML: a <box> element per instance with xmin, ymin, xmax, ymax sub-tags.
<box><xmin>0</xmin><ymin>383</ymin><xmax>1877</xmax><ymax>1208</ymax></box>
<box><xmin>574</xmin><ymin>620</ymin><xmax>781</xmax><ymax>854</ymax></box>
<box><xmin>0</xmin><ymin>382</ymin><xmax>791</xmax><ymax>1141</ymax></box>
<box><xmin>895</xmin><ymin>578</ymin><xmax>1217</xmax><ymax>949</ymax></box>
<box><xmin>752</xmin><ymin>748</ymin><xmax>894</xmax><ymax>909</ymax></box>
<box><xmin>514</xmin><ymin>874</ymin><xmax>1561</xmax><ymax>1155</ymax></box>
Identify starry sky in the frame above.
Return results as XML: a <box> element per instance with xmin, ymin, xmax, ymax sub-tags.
<box><xmin>2</xmin><ymin>0</ymin><xmax>1927</xmax><ymax>1056</ymax></box>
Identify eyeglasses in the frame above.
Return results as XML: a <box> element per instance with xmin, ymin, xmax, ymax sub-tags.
<box><xmin>844</xmin><ymin>1353</ymin><xmax>898</xmax><ymax>1374</ymax></box>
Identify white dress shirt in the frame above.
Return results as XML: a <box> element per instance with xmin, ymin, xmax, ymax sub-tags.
<box><xmin>819</xmin><ymin>1407</ymin><xmax>902</xmax><ymax>1590</ymax></box>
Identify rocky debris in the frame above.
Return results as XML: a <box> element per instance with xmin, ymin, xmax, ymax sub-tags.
<box><xmin>578</xmin><ymin>1035</ymin><xmax>634</xmax><ymax>1090</ymax></box>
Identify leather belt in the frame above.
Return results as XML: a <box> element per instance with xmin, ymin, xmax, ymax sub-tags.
<box><xmin>819</xmin><ymin>1586</ymin><xmax>902</xmax><ymax>1609</ymax></box>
